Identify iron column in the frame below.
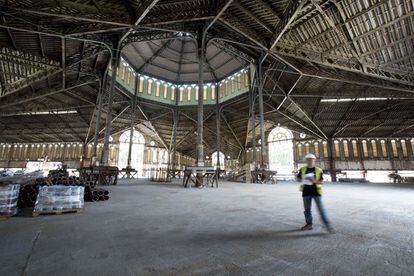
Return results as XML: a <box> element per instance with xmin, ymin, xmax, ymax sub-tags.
<box><xmin>171</xmin><ymin>106</ymin><xmax>178</xmax><ymax>170</ymax></box>
<box><xmin>216</xmin><ymin>83</ymin><xmax>220</xmax><ymax>171</ymax></box>
<box><xmin>251</xmin><ymin>79</ymin><xmax>257</xmax><ymax>168</ymax></box>
<box><xmin>127</xmin><ymin>75</ymin><xmax>138</xmax><ymax>169</ymax></box>
<box><xmin>197</xmin><ymin>28</ymin><xmax>205</xmax><ymax>168</ymax></box>
<box><xmin>257</xmin><ymin>58</ymin><xmax>267</xmax><ymax>168</ymax></box>
<box><xmin>327</xmin><ymin>139</ymin><xmax>337</xmax><ymax>182</ymax></box>
<box><xmin>101</xmin><ymin>48</ymin><xmax>120</xmax><ymax>166</ymax></box>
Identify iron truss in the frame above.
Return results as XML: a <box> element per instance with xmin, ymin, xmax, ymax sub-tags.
<box><xmin>0</xmin><ymin>0</ymin><xmax>413</xmax><ymax>157</ymax></box>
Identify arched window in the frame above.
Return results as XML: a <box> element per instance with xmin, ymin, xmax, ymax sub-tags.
<box><xmin>171</xmin><ymin>86</ymin><xmax>176</xmax><ymax>100</ymax></box>
<box><xmin>371</xmin><ymin>140</ymin><xmax>378</xmax><ymax>157</ymax></box>
<box><xmin>362</xmin><ymin>140</ymin><xmax>369</xmax><ymax>157</ymax></box>
<box><xmin>411</xmin><ymin>139</ymin><xmax>414</xmax><ymax>154</ymax></box>
<box><xmin>163</xmin><ymin>84</ymin><xmax>168</xmax><ymax>98</ymax></box>
<box><xmin>268</xmin><ymin>126</ymin><xmax>294</xmax><ymax>174</ymax></box>
<box><xmin>391</xmin><ymin>140</ymin><xmax>398</xmax><ymax>157</ymax></box>
<box><xmin>147</xmin><ymin>79</ymin><xmax>153</xmax><ymax>94</ymax></box>
<box><xmin>118</xmin><ymin>130</ymin><xmax>145</xmax><ymax>174</ymax></box>
<box><xmin>212</xmin><ymin>151</ymin><xmax>225</xmax><ymax>170</ymax></box>
<box><xmin>323</xmin><ymin>141</ymin><xmax>328</xmax><ymax>157</ymax></box>
<box><xmin>203</xmin><ymin>86</ymin><xmax>208</xmax><ymax>100</ymax></box>
<box><xmin>179</xmin><ymin>87</ymin><xmax>184</xmax><ymax>102</ymax></box>
<box><xmin>155</xmin><ymin>82</ymin><xmax>160</xmax><ymax>97</ymax></box>
<box><xmin>343</xmin><ymin>140</ymin><xmax>349</xmax><ymax>157</ymax></box>
<box><xmin>314</xmin><ymin>142</ymin><xmax>320</xmax><ymax>158</ymax></box>
<box><xmin>139</xmin><ymin>76</ymin><xmax>144</xmax><ymax>93</ymax></box>
<box><xmin>352</xmin><ymin>140</ymin><xmax>358</xmax><ymax>157</ymax></box>
<box><xmin>334</xmin><ymin>140</ymin><xmax>340</xmax><ymax>157</ymax></box>
<box><xmin>380</xmin><ymin>140</ymin><xmax>387</xmax><ymax>157</ymax></box>
<box><xmin>401</xmin><ymin>140</ymin><xmax>408</xmax><ymax>157</ymax></box>
<box><xmin>187</xmin><ymin>87</ymin><xmax>192</xmax><ymax>101</ymax></box>
<box><xmin>297</xmin><ymin>144</ymin><xmax>303</xmax><ymax>160</ymax></box>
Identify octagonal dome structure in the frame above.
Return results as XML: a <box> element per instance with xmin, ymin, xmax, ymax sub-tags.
<box><xmin>122</xmin><ymin>37</ymin><xmax>246</xmax><ymax>84</ymax></box>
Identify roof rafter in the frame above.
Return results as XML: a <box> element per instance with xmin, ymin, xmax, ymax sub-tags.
<box><xmin>269</xmin><ymin>0</ymin><xmax>306</xmax><ymax>49</ymax></box>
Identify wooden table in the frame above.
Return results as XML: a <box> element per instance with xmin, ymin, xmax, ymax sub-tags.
<box><xmin>251</xmin><ymin>170</ymin><xmax>277</xmax><ymax>184</ymax></box>
<box><xmin>183</xmin><ymin>166</ymin><xmax>218</xmax><ymax>188</ymax></box>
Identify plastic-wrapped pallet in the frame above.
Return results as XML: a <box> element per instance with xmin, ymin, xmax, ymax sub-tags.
<box><xmin>34</xmin><ymin>185</ymin><xmax>84</xmax><ymax>213</ymax></box>
<box><xmin>0</xmin><ymin>184</ymin><xmax>20</xmax><ymax>217</ymax></box>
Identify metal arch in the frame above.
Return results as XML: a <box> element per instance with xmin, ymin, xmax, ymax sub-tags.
<box><xmin>269</xmin><ymin>0</ymin><xmax>307</xmax><ymax>50</ymax></box>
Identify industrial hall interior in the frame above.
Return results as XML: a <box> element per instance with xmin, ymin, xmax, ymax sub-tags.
<box><xmin>0</xmin><ymin>0</ymin><xmax>413</xmax><ymax>275</ymax></box>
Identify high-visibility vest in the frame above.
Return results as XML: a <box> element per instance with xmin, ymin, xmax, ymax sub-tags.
<box><xmin>299</xmin><ymin>167</ymin><xmax>323</xmax><ymax>195</ymax></box>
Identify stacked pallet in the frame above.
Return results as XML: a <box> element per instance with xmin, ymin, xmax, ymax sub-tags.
<box><xmin>18</xmin><ymin>176</ymin><xmax>84</xmax><ymax>208</ymax></box>
<box><xmin>0</xmin><ymin>181</ymin><xmax>20</xmax><ymax>219</ymax></box>
<box><xmin>33</xmin><ymin>185</ymin><xmax>84</xmax><ymax>216</ymax></box>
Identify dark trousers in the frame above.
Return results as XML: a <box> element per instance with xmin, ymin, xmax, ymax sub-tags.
<box><xmin>303</xmin><ymin>196</ymin><xmax>331</xmax><ymax>227</ymax></box>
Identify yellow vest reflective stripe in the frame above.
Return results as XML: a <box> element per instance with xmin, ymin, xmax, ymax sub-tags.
<box><xmin>299</xmin><ymin>167</ymin><xmax>323</xmax><ymax>195</ymax></box>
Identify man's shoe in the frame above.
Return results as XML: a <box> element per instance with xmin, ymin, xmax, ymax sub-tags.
<box><xmin>301</xmin><ymin>223</ymin><xmax>313</xmax><ymax>230</ymax></box>
<box><xmin>326</xmin><ymin>226</ymin><xmax>335</xmax><ymax>234</ymax></box>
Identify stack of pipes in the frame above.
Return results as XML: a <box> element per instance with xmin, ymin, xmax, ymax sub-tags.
<box><xmin>18</xmin><ymin>176</ymin><xmax>84</xmax><ymax>208</ymax></box>
<box><xmin>84</xmin><ymin>182</ymin><xmax>110</xmax><ymax>202</ymax></box>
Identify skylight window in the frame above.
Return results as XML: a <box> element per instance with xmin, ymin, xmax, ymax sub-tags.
<box><xmin>320</xmin><ymin>97</ymin><xmax>394</xmax><ymax>102</ymax></box>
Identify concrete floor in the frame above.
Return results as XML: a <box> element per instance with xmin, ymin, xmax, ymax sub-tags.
<box><xmin>1</xmin><ymin>180</ymin><xmax>414</xmax><ymax>276</ymax></box>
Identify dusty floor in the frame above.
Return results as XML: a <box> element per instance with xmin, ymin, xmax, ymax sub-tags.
<box><xmin>1</xmin><ymin>180</ymin><xmax>413</xmax><ymax>276</ymax></box>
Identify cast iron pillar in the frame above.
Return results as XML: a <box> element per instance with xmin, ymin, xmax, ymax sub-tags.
<box><xmin>257</xmin><ymin>58</ymin><xmax>267</xmax><ymax>168</ymax></box>
<box><xmin>251</xmin><ymin>87</ymin><xmax>257</xmax><ymax>168</ymax></box>
<box><xmin>216</xmin><ymin>84</ymin><xmax>221</xmax><ymax>171</ymax></box>
<box><xmin>327</xmin><ymin>139</ymin><xmax>337</xmax><ymax>182</ymax></box>
<box><xmin>126</xmin><ymin>75</ymin><xmax>139</xmax><ymax>170</ymax></box>
<box><xmin>387</xmin><ymin>139</ymin><xmax>396</xmax><ymax>171</ymax></box>
<box><xmin>197</xmin><ymin>28</ymin><xmax>205</xmax><ymax>169</ymax></box>
<box><xmin>171</xmin><ymin>106</ymin><xmax>178</xmax><ymax>170</ymax></box>
<box><xmin>92</xmin><ymin>70</ymin><xmax>107</xmax><ymax>165</ymax></box>
<box><xmin>92</xmin><ymin>91</ymin><xmax>103</xmax><ymax>165</ymax></box>
<box><xmin>101</xmin><ymin>49</ymin><xmax>120</xmax><ymax>166</ymax></box>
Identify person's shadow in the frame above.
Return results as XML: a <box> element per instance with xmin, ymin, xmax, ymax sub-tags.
<box><xmin>193</xmin><ymin>228</ymin><xmax>330</xmax><ymax>243</ymax></box>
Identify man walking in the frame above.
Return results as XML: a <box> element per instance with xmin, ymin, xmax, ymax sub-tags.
<box><xmin>297</xmin><ymin>153</ymin><xmax>334</xmax><ymax>233</ymax></box>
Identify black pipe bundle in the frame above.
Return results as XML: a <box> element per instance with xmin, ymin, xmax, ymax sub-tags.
<box><xmin>17</xmin><ymin>176</ymin><xmax>110</xmax><ymax>208</ymax></box>
<box><xmin>50</xmin><ymin>176</ymin><xmax>83</xmax><ymax>186</ymax></box>
<box><xmin>18</xmin><ymin>183</ymin><xmax>40</xmax><ymax>208</ymax></box>
<box><xmin>84</xmin><ymin>185</ymin><xmax>110</xmax><ymax>202</ymax></box>
<box><xmin>18</xmin><ymin>176</ymin><xmax>86</xmax><ymax>208</ymax></box>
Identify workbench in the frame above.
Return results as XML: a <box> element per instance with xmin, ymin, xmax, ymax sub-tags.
<box><xmin>119</xmin><ymin>168</ymin><xmax>138</xmax><ymax>179</ymax></box>
<box><xmin>183</xmin><ymin>166</ymin><xmax>218</xmax><ymax>188</ymax></box>
<box><xmin>251</xmin><ymin>170</ymin><xmax>277</xmax><ymax>184</ymax></box>
<box><xmin>79</xmin><ymin>166</ymin><xmax>118</xmax><ymax>186</ymax></box>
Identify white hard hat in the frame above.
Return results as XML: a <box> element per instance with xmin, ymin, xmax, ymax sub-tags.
<box><xmin>305</xmin><ymin>153</ymin><xmax>316</xmax><ymax>159</ymax></box>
